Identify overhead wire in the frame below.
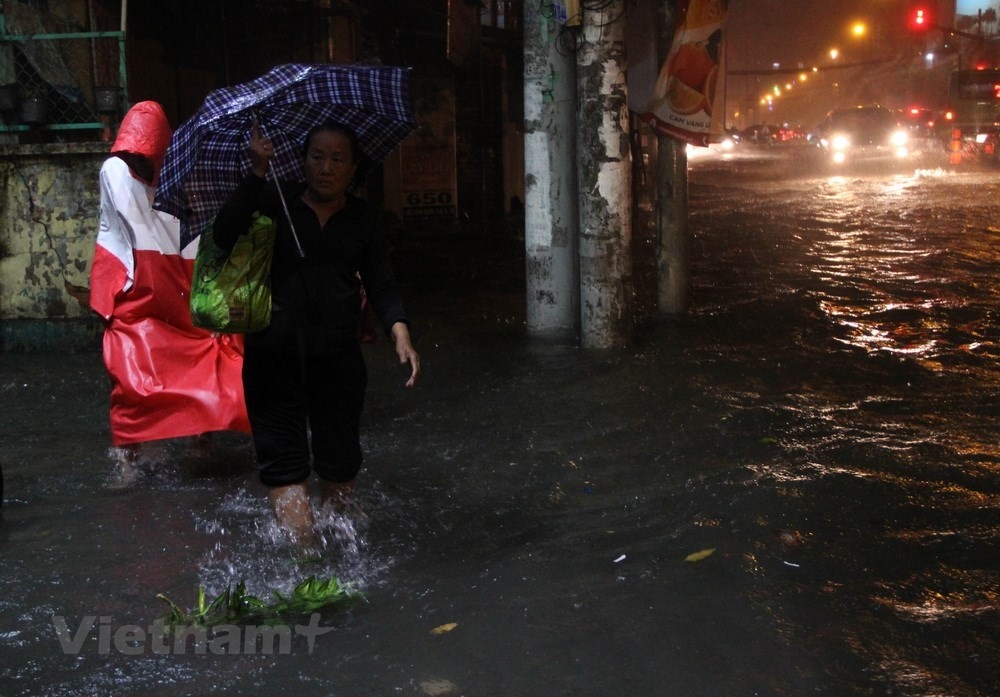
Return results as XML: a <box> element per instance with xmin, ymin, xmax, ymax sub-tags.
<box><xmin>541</xmin><ymin>0</ymin><xmax>635</xmax><ymax>56</ymax></box>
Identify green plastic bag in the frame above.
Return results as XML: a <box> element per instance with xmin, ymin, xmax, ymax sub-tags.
<box><xmin>190</xmin><ymin>214</ymin><xmax>276</xmax><ymax>334</ymax></box>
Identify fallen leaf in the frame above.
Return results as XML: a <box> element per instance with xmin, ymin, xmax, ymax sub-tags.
<box><xmin>430</xmin><ymin>622</ymin><xmax>458</xmax><ymax>635</ymax></box>
<box><xmin>685</xmin><ymin>548</ymin><xmax>716</xmax><ymax>562</ymax></box>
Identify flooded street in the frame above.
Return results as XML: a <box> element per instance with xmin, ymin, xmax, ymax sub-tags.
<box><xmin>3</xmin><ymin>149</ymin><xmax>1000</xmax><ymax>696</ymax></box>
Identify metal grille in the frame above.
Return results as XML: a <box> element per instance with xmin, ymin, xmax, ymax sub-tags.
<box><xmin>0</xmin><ymin>1</ymin><xmax>126</xmax><ymax>137</ymax></box>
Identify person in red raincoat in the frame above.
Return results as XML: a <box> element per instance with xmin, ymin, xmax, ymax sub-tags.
<box><xmin>89</xmin><ymin>101</ymin><xmax>250</xmax><ymax>479</ymax></box>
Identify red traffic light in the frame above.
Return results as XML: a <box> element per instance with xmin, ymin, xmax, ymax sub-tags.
<box><xmin>908</xmin><ymin>6</ymin><xmax>934</xmax><ymax>32</ymax></box>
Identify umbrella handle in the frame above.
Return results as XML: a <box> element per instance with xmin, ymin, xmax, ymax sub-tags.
<box><xmin>269</xmin><ymin>161</ymin><xmax>306</xmax><ymax>259</ymax></box>
<box><xmin>254</xmin><ymin>115</ymin><xmax>305</xmax><ymax>259</ymax></box>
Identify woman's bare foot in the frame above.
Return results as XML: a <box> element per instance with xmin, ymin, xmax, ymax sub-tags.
<box><xmin>106</xmin><ymin>445</ymin><xmax>141</xmax><ymax>489</ymax></box>
<box><xmin>319</xmin><ymin>480</ymin><xmax>357</xmax><ymax>512</ymax></box>
<box><xmin>318</xmin><ymin>480</ymin><xmax>367</xmax><ymax>527</ymax></box>
<box><xmin>268</xmin><ymin>483</ymin><xmax>317</xmax><ymax>547</ymax></box>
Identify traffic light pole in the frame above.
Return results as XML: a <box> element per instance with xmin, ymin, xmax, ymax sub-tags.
<box><xmin>932</xmin><ymin>24</ymin><xmax>988</xmax><ymax>41</ymax></box>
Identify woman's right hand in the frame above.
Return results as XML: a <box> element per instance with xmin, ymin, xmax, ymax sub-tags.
<box><xmin>248</xmin><ymin>122</ymin><xmax>274</xmax><ymax>179</ymax></box>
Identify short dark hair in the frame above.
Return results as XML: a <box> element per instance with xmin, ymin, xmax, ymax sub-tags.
<box><xmin>113</xmin><ymin>151</ymin><xmax>155</xmax><ymax>184</ymax></box>
<box><xmin>302</xmin><ymin>121</ymin><xmax>360</xmax><ymax>163</ymax></box>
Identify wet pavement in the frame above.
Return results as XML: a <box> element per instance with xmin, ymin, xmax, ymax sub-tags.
<box><xmin>3</xmin><ymin>148</ymin><xmax>1000</xmax><ymax>696</ymax></box>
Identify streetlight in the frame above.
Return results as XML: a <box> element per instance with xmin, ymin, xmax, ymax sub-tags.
<box><xmin>829</xmin><ymin>48</ymin><xmax>840</xmax><ymax>60</ymax></box>
<box><xmin>849</xmin><ymin>20</ymin><xmax>873</xmax><ymax>61</ymax></box>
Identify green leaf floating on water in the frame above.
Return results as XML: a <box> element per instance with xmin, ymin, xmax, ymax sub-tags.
<box><xmin>271</xmin><ymin>576</ymin><xmax>356</xmax><ymax>615</ymax></box>
<box><xmin>684</xmin><ymin>548</ymin><xmax>716</xmax><ymax>563</ymax></box>
<box><xmin>157</xmin><ymin>576</ymin><xmax>361</xmax><ymax>628</ymax></box>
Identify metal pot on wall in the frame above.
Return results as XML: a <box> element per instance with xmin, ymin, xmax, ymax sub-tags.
<box><xmin>94</xmin><ymin>86</ymin><xmax>121</xmax><ymax>115</ymax></box>
<box><xmin>20</xmin><ymin>96</ymin><xmax>49</xmax><ymax>125</ymax></box>
<box><xmin>0</xmin><ymin>84</ymin><xmax>17</xmax><ymax>113</ymax></box>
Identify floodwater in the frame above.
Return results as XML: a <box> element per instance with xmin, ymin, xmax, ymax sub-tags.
<box><xmin>3</xmin><ymin>147</ymin><xmax>1000</xmax><ymax>696</ymax></box>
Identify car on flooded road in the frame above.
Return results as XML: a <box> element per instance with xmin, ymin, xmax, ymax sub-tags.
<box><xmin>811</xmin><ymin>105</ymin><xmax>913</xmax><ymax>166</ymax></box>
<box><xmin>942</xmin><ymin>69</ymin><xmax>1000</xmax><ymax>164</ymax></box>
<box><xmin>898</xmin><ymin>106</ymin><xmax>938</xmax><ymax>140</ymax></box>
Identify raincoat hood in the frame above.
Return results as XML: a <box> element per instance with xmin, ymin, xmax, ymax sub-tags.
<box><xmin>111</xmin><ymin>101</ymin><xmax>172</xmax><ymax>184</ymax></box>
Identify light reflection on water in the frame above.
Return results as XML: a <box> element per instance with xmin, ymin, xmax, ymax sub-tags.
<box><xmin>780</xmin><ymin>171</ymin><xmax>1000</xmax><ymax>374</ymax></box>
<box><xmin>687</xmin><ymin>156</ymin><xmax>1000</xmax><ymax>694</ymax></box>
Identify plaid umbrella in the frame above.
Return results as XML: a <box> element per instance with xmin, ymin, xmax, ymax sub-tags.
<box><xmin>154</xmin><ymin>63</ymin><xmax>416</xmax><ymax>249</ymax></box>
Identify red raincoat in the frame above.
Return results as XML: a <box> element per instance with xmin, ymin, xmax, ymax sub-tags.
<box><xmin>90</xmin><ymin>101</ymin><xmax>250</xmax><ymax>446</ymax></box>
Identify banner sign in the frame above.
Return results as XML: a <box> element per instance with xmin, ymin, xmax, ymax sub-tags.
<box><xmin>642</xmin><ymin>0</ymin><xmax>728</xmax><ymax>147</ymax></box>
<box><xmin>399</xmin><ymin>80</ymin><xmax>458</xmax><ymax>221</ymax></box>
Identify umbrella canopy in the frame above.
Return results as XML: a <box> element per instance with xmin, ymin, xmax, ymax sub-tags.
<box><xmin>154</xmin><ymin>63</ymin><xmax>416</xmax><ymax>249</ymax></box>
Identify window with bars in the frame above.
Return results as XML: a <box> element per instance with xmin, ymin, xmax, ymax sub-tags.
<box><xmin>480</xmin><ymin>0</ymin><xmax>522</xmax><ymax>31</ymax></box>
<box><xmin>0</xmin><ymin>0</ymin><xmax>126</xmax><ymax>139</ymax></box>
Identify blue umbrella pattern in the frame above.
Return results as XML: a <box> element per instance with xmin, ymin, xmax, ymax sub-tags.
<box><xmin>154</xmin><ymin>63</ymin><xmax>417</xmax><ymax>250</ymax></box>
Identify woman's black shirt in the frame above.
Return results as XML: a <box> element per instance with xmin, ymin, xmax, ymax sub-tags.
<box><xmin>213</xmin><ymin>173</ymin><xmax>408</xmax><ymax>354</ymax></box>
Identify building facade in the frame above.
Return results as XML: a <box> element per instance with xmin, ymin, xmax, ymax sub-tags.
<box><xmin>0</xmin><ymin>0</ymin><xmax>524</xmax><ymax>349</ymax></box>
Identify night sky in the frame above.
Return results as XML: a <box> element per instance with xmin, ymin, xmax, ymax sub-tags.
<box><xmin>726</xmin><ymin>0</ymin><xmax>916</xmax><ymax>70</ymax></box>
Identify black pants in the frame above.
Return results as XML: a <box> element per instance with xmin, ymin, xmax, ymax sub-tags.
<box><xmin>242</xmin><ymin>342</ymin><xmax>367</xmax><ymax>487</ymax></box>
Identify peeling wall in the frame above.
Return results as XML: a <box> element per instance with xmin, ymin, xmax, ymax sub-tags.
<box><xmin>523</xmin><ymin>4</ymin><xmax>579</xmax><ymax>337</ymax></box>
<box><xmin>576</xmin><ymin>2</ymin><xmax>633</xmax><ymax>349</ymax></box>
<box><xmin>0</xmin><ymin>143</ymin><xmax>108</xmax><ymax>350</ymax></box>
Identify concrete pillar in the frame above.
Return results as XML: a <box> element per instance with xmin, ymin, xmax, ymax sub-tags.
<box><xmin>577</xmin><ymin>0</ymin><xmax>633</xmax><ymax>349</ymax></box>
<box><xmin>523</xmin><ymin>3</ymin><xmax>579</xmax><ymax>339</ymax></box>
<box><xmin>657</xmin><ymin>2</ymin><xmax>688</xmax><ymax>315</ymax></box>
<box><xmin>656</xmin><ymin>136</ymin><xmax>687</xmax><ymax>314</ymax></box>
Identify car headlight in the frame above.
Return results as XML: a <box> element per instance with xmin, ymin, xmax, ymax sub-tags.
<box><xmin>831</xmin><ymin>134</ymin><xmax>850</xmax><ymax>151</ymax></box>
<box><xmin>890</xmin><ymin>129</ymin><xmax>908</xmax><ymax>147</ymax></box>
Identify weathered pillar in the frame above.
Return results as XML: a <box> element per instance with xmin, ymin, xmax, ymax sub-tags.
<box><xmin>657</xmin><ymin>136</ymin><xmax>687</xmax><ymax>314</ymax></box>
<box><xmin>657</xmin><ymin>1</ymin><xmax>688</xmax><ymax>315</ymax></box>
<box><xmin>523</xmin><ymin>4</ymin><xmax>579</xmax><ymax>338</ymax></box>
<box><xmin>577</xmin><ymin>0</ymin><xmax>633</xmax><ymax>349</ymax></box>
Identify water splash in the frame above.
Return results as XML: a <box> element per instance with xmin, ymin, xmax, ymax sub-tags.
<box><xmin>194</xmin><ymin>487</ymin><xmax>395</xmax><ymax>600</ymax></box>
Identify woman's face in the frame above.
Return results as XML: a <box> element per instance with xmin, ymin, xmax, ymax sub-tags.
<box><xmin>303</xmin><ymin>129</ymin><xmax>357</xmax><ymax>202</ymax></box>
